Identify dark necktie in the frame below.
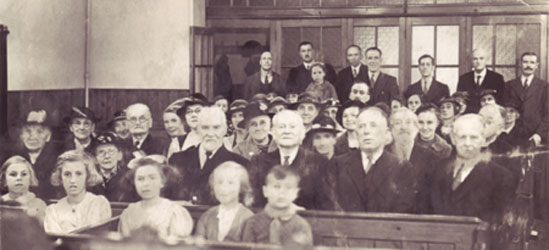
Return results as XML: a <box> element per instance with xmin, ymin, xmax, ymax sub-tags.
<box><xmin>523</xmin><ymin>78</ymin><xmax>529</xmax><ymax>90</ymax></box>
<box><xmin>203</xmin><ymin>151</ymin><xmax>212</xmax><ymax>168</ymax></box>
<box><xmin>476</xmin><ymin>75</ymin><xmax>482</xmax><ymax>86</ymax></box>
<box><xmin>134</xmin><ymin>140</ymin><xmax>141</xmax><ymax>149</ymax></box>
<box><xmin>264</xmin><ymin>74</ymin><xmax>269</xmax><ymax>84</ymax></box>
<box><xmin>370</xmin><ymin>74</ymin><xmax>376</xmax><ymax>88</ymax></box>
<box><xmin>352</xmin><ymin>68</ymin><xmax>358</xmax><ymax>78</ymax></box>
<box><xmin>282</xmin><ymin>156</ymin><xmax>290</xmax><ymax>167</ymax></box>
<box><xmin>452</xmin><ymin>163</ymin><xmax>465</xmax><ymax>191</ymax></box>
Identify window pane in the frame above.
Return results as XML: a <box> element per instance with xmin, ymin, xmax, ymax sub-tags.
<box><xmin>436</xmin><ymin>25</ymin><xmax>459</xmax><ymax>65</ymax></box>
<box><xmin>495</xmin><ymin>25</ymin><xmax>516</xmax><ymax>65</ymax></box>
<box><xmin>411</xmin><ymin>67</ymin><xmax>421</xmax><ymax>84</ymax></box>
<box><xmin>282</xmin><ymin>28</ymin><xmax>302</xmax><ymax>66</ymax></box>
<box><xmin>436</xmin><ymin>67</ymin><xmax>459</xmax><ymax>95</ymax></box>
<box><xmin>378</xmin><ymin>26</ymin><xmax>399</xmax><ymax>65</ymax></box>
<box><xmin>322</xmin><ymin>27</ymin><xmax>343</xmax><ymax>66</ymax></box>
<box><xmin>472</xmin><ymin>25</ymin><xmax>494</xmax><ymax>65</ymax></box>
<box><xmin>354</xmin><ymin>26</ymin><xmax>376</xmax><ymax>55</ymax></box>
<box><xmin>494</xmin><ymin>67</ymin><xmax>516</xmax><ymax>82</ymax></box>
<box><xmin>412</xmin><ymin>26</ymin><xmax>435</xmax><ymax>65</ymax></box>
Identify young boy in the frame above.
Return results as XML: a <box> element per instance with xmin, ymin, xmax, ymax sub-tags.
<box><xmin>242</xmin><ymin>166</ymin><xmax>313</xmax><ymax>246</ymax></box>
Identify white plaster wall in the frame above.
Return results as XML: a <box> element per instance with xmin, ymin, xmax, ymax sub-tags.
<box><xmin>1</xmin><ymin>0</ymin><xmax>87</xmax><ymax>91</ymax></box>
<box><xmin>88</xmin><ymin>0</ymin><xmax>204</xmax><ymax>89</ymax></box>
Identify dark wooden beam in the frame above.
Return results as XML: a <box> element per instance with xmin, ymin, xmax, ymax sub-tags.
<box><xmin>0</xmin><ymin>25</ymin><xmax>8</xmax><ymax>138</ymax></box>
<box><xmin>206</xmin><ymin>3</ymin><xmax>549</xmax><ymax>19</ymax></box>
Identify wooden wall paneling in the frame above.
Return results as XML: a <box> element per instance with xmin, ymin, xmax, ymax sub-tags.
<box><xmin>461</xmin><ymin>16</ymin><xmax>472</xmax><ymax>76</ymax></box>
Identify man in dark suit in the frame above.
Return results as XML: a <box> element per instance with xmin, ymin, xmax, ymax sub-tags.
<box><xmin>429</xmin><ymin>114</ymin><xmax>515</xmax><ymax>223</ymax></box>
<box><xmin>243</xmin><ymin>51</ymin><xmax>286</xmax><ymax>100</ymax></box>
<box><xmin>336</xmin><ymin>45</ymin><xmax>370</xmax><ymax>103</ymax></box>
<box><xmin>405</xmin><ymin>54</ymin><xmax>450</xmax><ymax>104</ymax></box>
<box><xmin>121</xmin><ymin>103</ymin><xmax>166</xmax><ymax>161</ymax></box>
<box><xmin>387</xmin><ymin>108</ymin><xmax>438</xmax><ymax>213</ymax></box>
<box><xmin>249</xmin><ymin>109</ymin><xmax>335</xmax><ymax>210</ymax></box>
<box><xmin>457</xmin><ymin>48</ymin><xmax>505</xmax><ymax>113</ymax></box>
<box><xmin>286</xmin><ymin>41</ymin><xmax>337</xmax><ymax>94</ymax></box>
<box><xmin>503</xmin><ymin>52</ymin><xmax>549</xmax><ymax>146</ymax></box>
<box><xmin>364</xmin><ymin>47</ymin><xmax>400</xmax><ymax>105</ymax></box>
<box><xmin>331</xmin><ymin>107</ymin><xmax>415</xmax><ymax>213</ymax></box>
<box><xmin>169</xmin><ymin>107</ymin><xmax>248</xmax><ymax>204</ymax></box>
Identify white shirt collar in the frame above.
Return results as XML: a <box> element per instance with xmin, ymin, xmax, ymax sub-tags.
<box><xmin>181</xmin><ymin>131</ymin><xmax>201</xmax><ymax>151</ymax></box>
<box><xmin>199</xmin><ymin>143</ymin><xmax>222</xmax><ymax>169</ymax></box>
<box><xmin>303</xmin><ymin>62</ymin><xmax>312</xmax><ymax>69</ymax></box>
<box><xmin>279</xmin><ymin>147</ymin><xmax>299</xmax><ymax>166</ymax></box>
<box><xmin>351</xmin><ymin>64</ymin><xmax>361</xmax><ymax>72</ymax></box>
<box><xmin>74</xmin><ymin>138</ymin><xmax>91</xmax><ymax>150</ymax></box>
<box><xmin>521</xmin><ymin>74</ymin><xmax>534</xmax><ymax>85</ymax></box>
<box><xmin>474</xmin><ymin>68</ymin><xmax>487</xmax><ymax>78</ymax></box>
<box><xmin>360</xmin><ymin>148</ymin><xmax>383</xmax><ymax>174</ymax></box>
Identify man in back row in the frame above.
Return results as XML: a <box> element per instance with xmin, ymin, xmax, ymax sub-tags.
<box><xmin>286</xmin><ymin>41</ymin><xmax>337</xmax><ymax>94</ymax></box>
<box><xmin>405</xmin><ymin>54</ymin><xmax>450</xmax><ymax>104</ymax></box>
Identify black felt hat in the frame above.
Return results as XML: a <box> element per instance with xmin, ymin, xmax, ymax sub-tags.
<box><xmin>237</xmin><ymin>102</ymin><xmax>269</xmax><ymax>129</ymax></box>
<box><xmin>63</xmin><ymin>106</ymin><xmax>101</xmax><ymax>124</ymax></box>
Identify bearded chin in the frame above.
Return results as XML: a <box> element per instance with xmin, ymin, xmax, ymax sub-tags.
<box><xmin>393</xmin><ymin>136</ymin><xmax>414</xmax><ymax>161</ymax></box>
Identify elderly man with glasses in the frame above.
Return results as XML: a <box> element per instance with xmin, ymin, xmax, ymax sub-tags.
<box><xmin>121</xmin><ymin>103</ymin><xmax>166</xmax><ymax>160</ymax></box>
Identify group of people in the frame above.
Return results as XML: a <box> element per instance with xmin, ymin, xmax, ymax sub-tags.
<box><xmin>1</xmin><ymin>41</ymin><xmax>548</xmax><ymax>247</ymax></box>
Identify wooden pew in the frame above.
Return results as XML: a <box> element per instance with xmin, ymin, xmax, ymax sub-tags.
<box><xmin>78</xmin><ymin>202</ymin><xmax>489</xmax><ymax>250</ymax></box>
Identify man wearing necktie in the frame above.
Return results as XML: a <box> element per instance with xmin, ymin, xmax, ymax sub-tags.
<box><xmin>286</xmin><ymin>41</ymin><xmax>337</xmax><ymax>94</ymax></box>
<box><xmin>169</xmin><ymin>107</ymin><xmax>248</xmax><ymax>204</ymax></box>
<box><xmin>249</xmin><ymin>110</ymin><xmax>336</xmax><ymax>210</ymax></box>
<box><xmin>457</xmin><ymin>48</ymin><xmax>505</xmax><ymax>113</ymax></box>
<box><xmin>121</xmin><ymin>103</ymin><xmax>165</xmax><ymax>161</ymax></box>
<box><xmin>335</xmin><ymin>45</ymin><xmax>370</xmax><ymax>103</ymax></box>
<box><xmin>364</xmin><ymin>47</ymin><xmax>400</xmax><ymax>106</ymax></box>
<box><xmin>331</xmin><ymin>107</ymin><xmax>415</xmax><ymax>213</ymax></box>
<box><xmin>503</xmin><ymin>52</ymin><xmax>549</xmax><ymax>147</ymax></box>
<box><xmin>243</xmin><ymin>51</ymin><xmax>286</xmax><ymax>100</ymax></box>
<box><xmin>404</xmin><ymin>54</ymin><xmax>450</xmax><ymax>105</ymax></box>
<box><xmin>429</xmin><ymin>114</ymin><xmax>515</xmax><ymax>225</ymax></box>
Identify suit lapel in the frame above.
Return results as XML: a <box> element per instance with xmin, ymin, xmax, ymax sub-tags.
<box><xmin>373</xmin><ymin>73</ymin><xmax>386</xmax><ymax>100</ymax></box>
<box><xmin>524</xmin><ymin>78</ymin><xmax>543</xmax><ymax>101</ymax></box>
<box><xmin>345</xmin><ymin>151</ymin><xmax>369</xmax><ymax>202</ymax></box>
<box><xmin>365</xmin><ymin>152</ymin><xmax>392</xmax><ymax>196</ymax></box>
<box><xmin>453</xmin><ymin>162</ymin><xmax>488</xmax><ymax>201</ymax></box>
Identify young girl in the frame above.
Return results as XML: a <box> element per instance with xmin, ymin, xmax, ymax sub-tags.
<box><xmin>195</xmin><ymin>161</ymin><xmax>254</xmax><ymax>242</ymax></box>
<box><xmin>305</xmin><ymin>63</ymin><xmax>338</xmax><ymax>101</ymax></box>
<box><xmin>44</xmin><ymin>150</ymin><xmax>111</xmax><ymax>234</ymax></box>
<box><xmin>0</xmin><ymin>156</ymin><xmax>47</xmax><ymax>223</ymax></box>
<box><xmin>118</xmin><ymin>158</ymin><xmax>193</xmax><ymax>239</ymax></box>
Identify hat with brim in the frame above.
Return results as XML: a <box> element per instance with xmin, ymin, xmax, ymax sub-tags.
<box><xmin>107</xmin><ymin>110</ymin><xmax>127</xmax><ymax>128</ymax></box>
<box><xmin>267</xmin><ymin>96</ymin><xmax>288</xmax><ymax>112</ymax></box>
<box><xmin>479</xmin><ymin>89</ymin><xmax>498</xmax><ymax>99</ymax></box>
<box><xmin>451</xmin><ymin>91</ymin><xmax>469</xmax><ymax>102</ymax></box>
<box><xmin>63</xmin><ymin>106</ymin><xmax>101</xmax><ymax>125</ymax></box>
<box><xmin>237</xmin><ymin>103</ymin><xmax>270</xmax><ymax>129</ymax></box>
<box><xmin>336</xmin><ymin>100</ymin><xmax>367</xmax><ymax>126</ymax></box>
<box><xmin>321</xmin><ymin>98</ymin><xmax>341</xmax><ymax>110</ymax></box>
<box><xmin>17</xmin><ymin>109</ymin><xmax>54</xmax><ymax>128</ymax></box>
<box><xmin>501</xmin><ymin>98</ymin><xmax>520</xmax><ymax>111</ymax></box>
<box><xmin>288</xmin><ymin>92</ymin><xmax>321</xmax><ymax>110</ymax></box>
<box><xmin>438</xmin><ymin>96</ymin><xmax>461</xmax><ymax>108</ymax></box>
<box><xmin>176</xmin><ymin>94</ymin><xmax>209</xmax><ymax>118</ymax></box>
<box><xmin>305</xmin><ymin>115</ymin><xmax>341</xmax><ymax>139</ymax></box>
<box><xmin>94</xmin><ymin>131</ymin><xmax>122</xmax><ymax>151</ymax></box>
<box><xmin>228</xmin><ymin>99</ymin><xmax>249</xmax><ymax>118</ymax></box>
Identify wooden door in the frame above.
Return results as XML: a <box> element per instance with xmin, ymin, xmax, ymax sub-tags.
<box><xmin>190</xmin><ymin>27</ymin><xmax>215</xmax><ymax>99</ymax></box>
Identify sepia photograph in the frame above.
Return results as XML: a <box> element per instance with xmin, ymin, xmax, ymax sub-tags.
<box><xmin>1</xmin><ymin>0</ymin><xmax>549</xmax><ymax>249</ymax></box>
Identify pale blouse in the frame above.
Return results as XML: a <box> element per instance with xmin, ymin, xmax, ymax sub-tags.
<box><xmin>1</xmin><ymin>192</ymin><xmax>46</xmax><ymax>223</ymax></box>
<box><xmin>118</xmin><ymin>198</ymin><xmax>193</xmax><ymax>238</ymax></box>
<box><xmin>44</xmin><ymin>192</ymin><xmax>111</xmax><ymax>234</ymax></box>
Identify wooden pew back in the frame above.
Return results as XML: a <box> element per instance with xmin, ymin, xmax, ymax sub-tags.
<box><xmin>79</xmin><ymin>202</ymin><xmax>488</xmax><ymax>250</ymax></box>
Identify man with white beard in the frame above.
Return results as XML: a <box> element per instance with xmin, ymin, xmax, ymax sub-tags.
<box><xmin>388</xmin><ymin>108</ymin><xmax>438</xmax><ymax>213</ymax></box>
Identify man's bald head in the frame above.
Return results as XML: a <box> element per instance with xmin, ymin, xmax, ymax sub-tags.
<box><xmin>272</xmin><ymin>110</ymin><xmax>305</xmax><ymax>148</ymax></box>
<box><xmin>451</xmin><ymin>114</ymin><xmax>486</xmax><ymax>159</ymax></box>
<box><xmin>472</xmin><ymin>48</ymin><xmax>488</xmax><ymax>72</ymax></box>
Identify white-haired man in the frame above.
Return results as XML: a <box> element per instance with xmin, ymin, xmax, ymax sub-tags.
<box><xmin>430</xmin><ymin>114</ymin><xmax>515</xmax><ymax>224</ymax></box>
<box><xmin>121</xmin><ymin>103</ymin><xmax>165</xmax><ymax>159</ymax></box>
<box><xmin>249</xmin><ymin>109</ymin><xmax>335</xmax><ymax>210</ymax></box>
<box><xmin>169</xmin><ymin>107</ymin><xmax>248</xmax><ymax>205</ymax></box>
<box><xmin>331</xmin><ymin>107</ymin><xmax>415</xmax><ymax>213</ymax></box>
<box><xmin>388</xmin><ymin>108</ymin><xmax>438</xmax><ymax>213</ymax></box>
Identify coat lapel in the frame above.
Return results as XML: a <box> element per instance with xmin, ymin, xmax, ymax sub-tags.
<box><xmin>344</xmin><ymin>151</ymin><xmax>369</xmax><ymax>202</ymax></box>
<box><xmin>524</xmin><ymin>78</ymin><xmax>544</xmax><ymax>101</ymax></box>
<box><xmin>365</xmin><ymin>152</ymin><xmax>392</xmax><ymax>196</ymax></box>
<box><xmin>373</xmin><ymin>73</ymin><xmax>386</xmax><ymax>99</ymax></box>
<box><xmin>453</xmin><ymin>162</ymin><xmax>488</xmax><ymax>201</ymax></box>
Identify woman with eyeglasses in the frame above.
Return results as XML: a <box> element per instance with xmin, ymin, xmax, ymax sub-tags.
<box><xmin>61</xmin><ymin>107</ymin><xmax>100</xmax><ymax>154</ymax></box>
<box><xmin>171</xmin><ymin>94</ymin><xmax>209</xmax><ymax>158</ymax></box>
<box><xmin>89</xmin><ymin>132</ymin><xmax>137</xmax><ymax>202</ymax></box>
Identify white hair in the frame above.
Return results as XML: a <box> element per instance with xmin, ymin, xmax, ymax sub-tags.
<box><xmin>389</xmin><ymin>107</ymin><xmax>418</xmax><ymax>128</ymax></box>
<box><xmin>126</xmin><ymin>103</ymin><xmax>152</xmax><ymax>117</ymax></box>
<box><xmin>197</xmin><ymin>106</ymin><xmax>227</xmax><ymax>127</ymax></box>
<box><xmin>272</xmin><ymin>109</ymin><xmax>304</xmax><ymax>128</ymax></box>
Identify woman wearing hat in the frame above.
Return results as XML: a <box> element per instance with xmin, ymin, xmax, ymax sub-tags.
<box><xmin>107</xmin><ymin>110</ymin><xmax>130</xmax><ymax>140</ymax></box>
<box><xmin>163</xmin><ymin>98</ymin><xmax>188</xmax><ymax>159</ymax></box>
<box><xmin>89</xmin><ymin>132</ymin><xmax>136</xmax><ymax>202</ymax></box>
<box><xmin>173</xmin><ymin>94</ymin><xmax>209</xmax><ymax>154</ymax></box>
<box><xmin>14</xmin><ymin>109</ymin><xmax>61</xmax><ymax>200</ymax></box>
<box><xmin>233</xmin><ymin>103</ymin><xmax>277</xmax><ymax>160</ymax></box>
<box><xmin>291</xmin><ymin>93</ymin><xmax>321</xmax><ymax>132</ymax></box>
<box><xmin>334</xmin><ymin>100</ymin><xmax>366</xmax><ymax>156</ymax></box>
<box><xmin>321</xmin><ymin>98</ymin><xmax>344</xmax><ymax>132</ymax></box>
<box><xmin>223</xmin><ymin>99</ymin><xmax>249</xmax><ymax>151</ymax></box>
<box><xmin>305</xmin><ymin>115</ymin><xmax>340</xmax><ymax>160</ymax></box>
<box><xmin>62</xmin><ymin>106</ymin><xmax>100</xmax><ymax>154</ymax></box>
<box><xmin>436</xmin><ymin>96</ymin><xmax>461</xmax><ymax>142</ymax></box>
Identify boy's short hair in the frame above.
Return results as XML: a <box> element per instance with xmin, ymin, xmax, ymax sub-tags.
<box><xmin>265</xmin><ymin>165</ymin><xmax>301</xmax><ymax>186</ymax></box>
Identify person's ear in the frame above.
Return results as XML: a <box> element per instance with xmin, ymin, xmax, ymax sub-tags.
<box><xmin>45</xmin><ymin>130</ymin><xmax>52</xmax><ymax>143</ymax></box>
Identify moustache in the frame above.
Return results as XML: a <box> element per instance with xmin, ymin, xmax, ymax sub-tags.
<box><xmin>525</xmin><ymin>67</ymin><xmax>533</xmax><ymax>70</ymax></box>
